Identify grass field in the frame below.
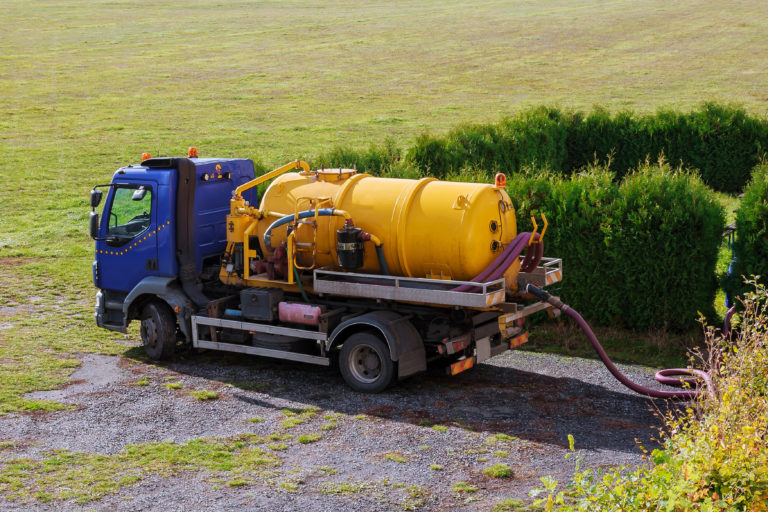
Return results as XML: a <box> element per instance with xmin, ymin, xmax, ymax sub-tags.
<box><xmin>1</xmin><ymin>0</ymin><xmax>766</xmax><ymax>409</ymax></box>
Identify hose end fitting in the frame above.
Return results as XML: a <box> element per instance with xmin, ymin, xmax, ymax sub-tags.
<box><xmin>525</xmin><ymin>283</ymin><xmax>565</xmax><ymax>310</ymax></box>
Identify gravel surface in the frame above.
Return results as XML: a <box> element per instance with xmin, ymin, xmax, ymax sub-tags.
<box><xmin>0</xmin><ymin>344</ymin><xmax>677</xmax><ymax>511</ymax></box>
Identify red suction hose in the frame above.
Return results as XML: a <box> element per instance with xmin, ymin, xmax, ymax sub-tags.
<box><xmin>525</xmin><ymin>284</ymin><xmax>714</xmax><ymax>400</ymax></box>
<box><xmin>453</xmin><ymin>232</ymin><xmax>543</xmax><ymax>292</ymax></box>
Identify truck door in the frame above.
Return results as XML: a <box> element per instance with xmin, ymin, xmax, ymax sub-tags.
<box><xmin>95</xmin><ymin>181</ymin><xmax>158</xmax><ymax>293</ymax></box>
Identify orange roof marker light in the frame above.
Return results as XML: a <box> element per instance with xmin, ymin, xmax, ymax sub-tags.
<box><xmin>494</xmin><ymin>173</ymin><xmax>507</xmax><ymax>188</ymax></box>
<box><xmin>188</xmin><ymin>146</ymin><xmax>198</xmax><ymax>158</ymax></box>
<box><xmin>141</xmin><ymin>152</ymin><xmax>151</xmax><ymax>161</ymax></box>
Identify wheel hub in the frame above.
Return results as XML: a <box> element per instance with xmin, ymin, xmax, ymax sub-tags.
<box><xmin>141</xmin><ymin>318</ymin><xmax>157</xmax><ymax>348</ymax></box>
<box><xmin>349</xmin><ymin>345</ymin><xmax>382</xmax><ymax>383</ymax></box>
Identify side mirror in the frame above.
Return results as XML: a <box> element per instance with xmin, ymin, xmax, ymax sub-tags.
<box><xmin>90</xmin><ymin>189</ymin><xmax>103</xmax><ymax>208</ymax></box>
<box><xmin>90</xmin><ymin>211</ymin><xmax>100</xmax><ymax>239</ymax></box>
<box><xmin>132</xmin><ymin>187</ymin><xmax>147</xmax><ymax>201</ymax></box>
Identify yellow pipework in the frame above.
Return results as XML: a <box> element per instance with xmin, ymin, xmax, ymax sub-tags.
<box><xmin>366</xmin><ymin>233</ymin><xmax>383</xmax><ymax>247</ymax></box>
<box><xmin>528</xmin><ymin>216</ymin><xmax>539</xmax><ymax>246</ymax></box>
<box><xmin>242</xmin><ymin>220</ymin><xmax>258</xmax><ymax>281</ymax></box>
<box><xmin>259</xmin><ymin>210</ymin><xmax>290</xmax><ymax>219</ymax></box>
<box><xmin>235</xmin><ymin>160</ymin><xmax>310</xmax><ymax>199</ymax></box>
<box><xmin>539</xmin><ymin>214</ymin><xmax>548</xmax><ymax>241</ymax></box>
<box><xmin>331</xmin><ymin>209</ymin><xmax>352</xmax><ymax>221</ymax></box>
<box><xmin>286</xmin><ymin>231</ymin><xmax>296</xmax><ymax>284</ymax></box>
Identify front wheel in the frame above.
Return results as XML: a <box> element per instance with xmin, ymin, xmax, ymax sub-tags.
<box><xmin>339</xmin><ymin>332</ymin><xmax>396</xmax><ymax>393</ymax></box>
<box><xmin>140</xmin><ymin>302</ymin><xmax>177</xmax><ymax>360</ymax></box>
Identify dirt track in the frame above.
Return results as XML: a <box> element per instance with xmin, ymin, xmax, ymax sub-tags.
<box><xmin>0</xmin><ymin>345</ymin><xmax>673</xmax><ymax>511</ymax></box>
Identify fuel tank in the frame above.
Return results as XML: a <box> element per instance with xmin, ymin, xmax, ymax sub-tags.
<box><xmin>258</xmin><ymin>169</ymin><xmax>517</xmax><ymax>281</ymax></box>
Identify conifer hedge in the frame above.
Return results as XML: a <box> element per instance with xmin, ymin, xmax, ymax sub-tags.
<box><xmin>403</xmin><ymin>104</ymin><xmax>768</xmax><ymax>193</ymax></box>
<box><xmin>727</xmin><ymin>165</ymin><xmax>768</xmax><ymax>299</ymax></box>
<box><xmin>508</xmin><ymin>164</ymin><xmax>724</xmax><ymax>331</ymax></box>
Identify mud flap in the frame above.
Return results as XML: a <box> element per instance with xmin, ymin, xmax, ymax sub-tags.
<box><xmin>387</xmin><ymin>315</ymin><xmax>427</xmax><ymax>379</ymax></box>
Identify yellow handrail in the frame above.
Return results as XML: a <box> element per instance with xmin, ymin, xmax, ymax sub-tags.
<box><xmin>235</xmin><ymin>160</ymin><xmax>310</xmax><ymax>198</ymax></box>
<box><xmin>539</xmin><ymin>214</ymin><xmax>549</xmax><ymax>241</ymax></box>
<box><xmin>528</xmin><ymin>216</ymin><xmax>539</xmax><ymax>246</ymax></box>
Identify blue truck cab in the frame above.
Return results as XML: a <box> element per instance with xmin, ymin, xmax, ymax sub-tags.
<box><xmin>90</xmin><ymin>156</ymin><xmax>257</xmax><ymax>345</ymax></box>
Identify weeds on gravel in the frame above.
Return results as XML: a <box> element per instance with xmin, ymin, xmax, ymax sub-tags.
<box><xmin>484</xmin><ymin>463</ymin><xmax>514</xmax><ymax>479</ymax></box>
<box><xmin>321</xmin><ymin>413</ymin><xmax>343</xmax><ymax>430</ymax></box>
<box><xmin>279</xmin><ymin>407</ymin><xmax>319</xmax><ymax>429</ymax></box>
<box><xmin>493</xmin><ymin>498</ymin><xmax>526</xmax><ymax>511</ymax></box>
<box><xmin>297</xmin><ymin>433</ymin><xmax>322</xmax><ymax>444</ymax></box>
<box><xmin>278</xmin><ymin>481</ymin><xmax>299</xmax><ymax>492</ymax></box>
<box><xmin>190</xmin><ymin>389</ymin><xmax>218</xmax><ymax>400</ymax></box>
<box><xmin>0</xmin><ymin>434</ymin><xmax>281</xmax><ymax>503</ymax></box>
<box><xmin>320</xmin><ymin>480</ymin><xmax>374</xmax><ymax>496</ymax></box>
<box><xmin>402</xmin><ymin>484</ymin><xmax>430</xmax><ymax>510</ymax></box>
<box><xmin>383</xmin><ymin>452</ymin><xmax>409</xmax><ymax>463</ymax></box>
<box><xmin>453</xmin><ymin>481</ymin><xmax>478</xmax><ymax>494</ymax></box>
<box><xmin>534</xmin><ymin>280</ymin><xmax>768</xmax><ymax>511</ymax></box>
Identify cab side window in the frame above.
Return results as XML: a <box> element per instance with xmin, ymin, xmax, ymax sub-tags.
<box><xmin>106</xmin><ymin>186</ymin><xmax>152</xmax><ymax>244</ymax></box>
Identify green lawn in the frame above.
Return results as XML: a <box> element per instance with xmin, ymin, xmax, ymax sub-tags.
<box><xmin>0</xmin><ymin>0</ymin><xmax>765</xmax><ymax>413</ymax></box>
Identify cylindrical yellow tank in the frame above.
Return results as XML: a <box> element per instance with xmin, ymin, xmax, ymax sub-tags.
<box><xmin>258</xmin><ymin>169</ymin><xmax>517</xmax><ymax>282</ymax></box>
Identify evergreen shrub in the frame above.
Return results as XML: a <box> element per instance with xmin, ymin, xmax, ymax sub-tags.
<box><xmin>406</xmin><ymin>104</ymin><xmax>768</xmax><ymax>192</ymax></box>
<box><xmin>727</xmin><ymin>165</ymin><xmax>768</xmax><ymax>299</ymax></box>
<box><xmin>509</xmin><ymin>163</ymin><xmax>724</xmax><ymax>330</ymax></box>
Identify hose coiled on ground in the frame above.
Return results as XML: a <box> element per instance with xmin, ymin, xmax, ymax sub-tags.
<box><xmin>525</xmin><ymin>283</ymin><xmax>715</xmax><ymax>400</ymax></box>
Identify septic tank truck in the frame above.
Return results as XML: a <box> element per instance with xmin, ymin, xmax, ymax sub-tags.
<box><xmin>89</xmin><ymin>150</ymin><xmax>562</xmax><ymax>392</ymax></box>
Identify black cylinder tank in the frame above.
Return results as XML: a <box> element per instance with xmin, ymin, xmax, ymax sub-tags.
<box><xmin>337</xmin><ymin>227</ymin><xmax>364</xmax><ymax>269</ymax></box>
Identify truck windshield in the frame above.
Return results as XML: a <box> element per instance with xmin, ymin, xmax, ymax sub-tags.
<box><xmin>106</xmin><ymin>186</ymin><xmax>152</xmax><ymax>242</ymax></box>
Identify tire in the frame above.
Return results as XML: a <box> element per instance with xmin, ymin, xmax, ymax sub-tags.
<box><xmin>140</xmin><ymin>302</ymin><xmax>177</xmax><ymax>360</ymax></box>
<box><xmin>339</xmin><ymin>332</ymin><xmax>396</xmax><ymax>393</ymax></box>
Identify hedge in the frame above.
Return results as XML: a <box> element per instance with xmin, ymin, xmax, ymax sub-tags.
<box><xmin>727</xmin><ymin>165</ymin><xmax>768</xmax><ymax>299</ymax></box>
<box><xmin>404</xmin><ymin>104</ymin><xmax>768</xmax><ymax>193</ymax></box>
<box><xmin>508</xmin><ymin>163</ymin><xmax>724</xmax><ymax>331</ymax></box>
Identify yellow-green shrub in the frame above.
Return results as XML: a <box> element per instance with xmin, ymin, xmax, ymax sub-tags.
<box><xmin>536</xmin><ymin>281</ymin><xmax>768</xmax><ymax>511</ymax></box>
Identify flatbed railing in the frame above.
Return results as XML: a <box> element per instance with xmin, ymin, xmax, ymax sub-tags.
<box><xmin>312</xmin><ymin>269</ymin><xmax>506</xmax><ymax>308</ymax></box>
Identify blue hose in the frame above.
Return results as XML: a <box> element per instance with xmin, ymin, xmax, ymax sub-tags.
<box><xmin>264</xmin><ymin>209</ymin><xmax>337</xmax><ymax>249</ymax></box>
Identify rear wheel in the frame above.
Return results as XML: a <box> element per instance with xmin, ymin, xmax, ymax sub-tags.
<box><xmin>339</xmin><ymin>332</ymin><xmax>395</xmax><ymax>393</ymax></box>
<box><xmin>140</xmin><ymin>302</ymin><xmax>177</xmax><ymax>360</ymax></box>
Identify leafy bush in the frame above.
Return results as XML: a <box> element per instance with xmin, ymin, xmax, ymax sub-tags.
<box><xmin>535</xmin><ymin>281</ymin><xmax>768</xmax><ymax>511</ymax></box>
<box><xmin>727</xmin><ymin>165</ymin><xmax>768</xmax><ymax>299</ymax></box>
<box><xmin>407</xmin><ymin>106</ymin><xmax>572</xmax><ymax>179</ymax></box>
<box><xmin>509</xmin><ymin>162</ymin><xmax>724</xmax><ymax>330</ymax></box>
<box><xmin>508</xmin><ymin>167</ymin><xmax>621</xmax><ymax>326</ymax></box>
<box><xmin>405</xmin><ymin>104</ymin><xmax>768</xmax><ymax>192</ymax></box>
<box><xmin>609</xmin><ymin>165</ymin><xmax>724</xmax><ymax>328</ymax></box>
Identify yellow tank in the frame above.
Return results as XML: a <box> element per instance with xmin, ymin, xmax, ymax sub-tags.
<box><xmin>257</xmin><ymin>169</ymin><xmax>517</xmax><ymax>282</ymax></box>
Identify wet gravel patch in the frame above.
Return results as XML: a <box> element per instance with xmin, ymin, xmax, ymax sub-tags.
<box><xmin>0</xmin><ymin>347</ymin><xmax>676</xmax><ymax>510</ymax></box>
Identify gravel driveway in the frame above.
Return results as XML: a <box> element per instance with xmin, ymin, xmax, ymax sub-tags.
<box><xmin>0</xmin><ymin>343</ymin><xmax>675</xmax><ymax>511</ymax></box>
